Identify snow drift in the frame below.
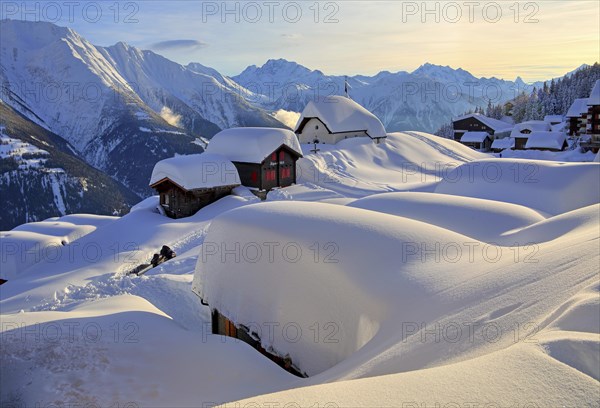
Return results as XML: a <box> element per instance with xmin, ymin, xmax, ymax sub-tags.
<box><xmin>435</xmin><ymin>159</ymin><xmax>600</xmax><ymax>215</ymax></box>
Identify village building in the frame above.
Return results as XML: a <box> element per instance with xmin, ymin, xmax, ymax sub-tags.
<box><xmin>566</xmin><ymin>98</ymin><xmax>590</xmax><ymax>136</ymax></box>
<box><xmin>150</xmin><ymin>154</ymin><xmax>241</xmax><ymax>219</ymax></box>
<box><xmin>206</xmin><ymin>127</ymin><xmax>303</xmax><ymax>192</ymax></box>
<box><xmin>524</xmin><ymin>131</ymin><xmax>568</xmax><ymax>152</ymax></box>
<box><xmin>295</xmin><ymin>96</ymin><xmax>387</xmax><ymax>145</ymax></box>
<box><xmin>490</xmin><ymin>137</ymin><xmax>515</xmax><ymax>153</ymax></box>
<box><xmin>510</xmin><ymin>120</ymin><xmax>551</xmax><ymax>150</ymax></box>
<box><xmin>582</xmin><ymin>79</ymin><xmax>600</xmax><ymax>152</ymax></box>
<box><xmin>459</xmin><ymin>131</ymin><xmax>493</xmax><ymax>151</ymax></box>
<box><xmin>452</xmin><ymin>113</ymin><xmax>513</xmax><ymax>143</ymax></box>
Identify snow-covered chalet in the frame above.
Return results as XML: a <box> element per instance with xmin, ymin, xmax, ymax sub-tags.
<box><xmin>294</xmin><ymin>96</ymin><xmax>387</xmax><ymax>145</ymax></box>
<box><xmin>206</xmin><ymin>127</ymin><xmax>303</xmax><ymax>192</ymax></box>
<box><xmin>150</xmin><ymin>127</ymin><xmax>303</xmax><ymax>218</ymax></box>
<box><xmin>452</xmin><ymin>113</ymin><xmax>513</xmax><ymax>151</ymax></box>
<box><xmin>150</xmin><ymin>154</ymin><xmax>241</xmax><ymax>219</ymax></box>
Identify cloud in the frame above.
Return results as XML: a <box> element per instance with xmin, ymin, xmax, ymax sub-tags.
<box><xmin>151</xmin><ymin>39</ymin><xmax>208</xmax><ymax>51</ymax></box>
<box><xmin>272</xmin><ymin>109</ymin><xmax>301</xmax><ymax>129</ymax></box>
<box><xmin>159</xmin><ymin>107</ymin><xmax>183</xmax><ymax>128</ymax></box>
<box><xmin>281</xmin><ymin>34</ymin><xmax>301</xmax><ymax>40</ymax></box>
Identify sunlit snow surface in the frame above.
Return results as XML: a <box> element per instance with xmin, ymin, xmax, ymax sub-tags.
<box><xmin>1</xmin><ymin>133</ymin><xmax>599</xmax><ymax>407</ymax></box>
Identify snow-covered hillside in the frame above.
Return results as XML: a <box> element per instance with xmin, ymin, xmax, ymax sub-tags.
<box><xmin>0</xmin><ymin>102</ymin><xmax>137</xmax><ymax>230</ymax></box>
<box><xmin>1</xmin><ymin>131</ymin><xmax>598</xmax><ymax>407</ymax></box>
<box><xmin>297</xmin><ymin>132</ymin><xmax>488</xmax><ymax>196</ymax></box>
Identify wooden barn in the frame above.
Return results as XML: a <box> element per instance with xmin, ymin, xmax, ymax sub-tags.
<box><xmin>150</xmin><ymin>154</ymin><xmax>241</xmax><ymax>219</ymax></box>
<box><xmin>206</xmin><ymin>127</ymin><xmax>303</xmax><ymax>192</ymax></box>
<box><xmin>490</xmin><ymin>137</ymin><xmax>515</xmax><ymax>153</ymax></box>
<box><xmin>459</xmin><ymin>131</ymin><xmax>492</xmax><ymax>151</ymax></box>
<box><xmin>295</xmin><ymin>96</ymin><xmax>387</xmax><ymax>145</ymax></box>
<box><xmin>452</xmin><ymin>113</ymin><xmax>513</xmax><ymax>142</ymax></box>
<box><xmin>209</xmin><ymin>308</ymin><xmax>306</xmax><ymax>377</ymax></box>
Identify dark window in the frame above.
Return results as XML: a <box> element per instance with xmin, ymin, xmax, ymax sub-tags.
<box><xmin>315</xmin><ymin>125</ymin><xmax>319</xmax><ymax>130</ymax></box>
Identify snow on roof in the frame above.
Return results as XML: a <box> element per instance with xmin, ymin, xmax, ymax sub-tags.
<box><xmin>491</xmin><ymin>137</ymin><xmax>514</xmax><ymax>150</ymax></box>
<box><xmin>543</xmin><ymin>115</ymin><xmax>563</xmax><ymax>124</ymax></box>
<box><xmin>192</xmin><ymin>201</ymin><xmax>503</xmax><ymax>376</ymax></box>
<box><xmin>587</xmin><ymin>79</ymin><xmax>600</xmax><ymax>106</ymax></box>
<box><xmin>453</xmin><ymin>113</ymin><xmax>513</xmax><ymax>132</ymax></box>
<box><xmin>525</xmin><ymin>131</ymin><xmax>566</xmax><ymax>150</ymax></box>
<box><xmin>206</xmin><ymin>127</ymin><xmax>302</xmax><ymax>163</ymax></box>
<box><xmin>295</xmin><ymin>96</ymin><xmax>387</xmax><ymax>138</ymax></box>
<box><xmin>510</xmin><ymin>121</ymin><xmax>551</xmax><ymax>138</ymax></box>
<box><xmin>566</xmin><ymin>98</ymin><xmax>589</xmax><ymax>117</ymax></box>
<box><xmin>460</xmin><ymin>131</ymin><xmax>490</xmax><ymax>143</ymax></box>
<box><xmin>149</xmin><ymin>153</ymin><xmax>241</xmax><ymax>190</ymax></box>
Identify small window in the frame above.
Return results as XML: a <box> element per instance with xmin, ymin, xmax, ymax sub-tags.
<box><xmin>315</xmin><ymin>125</ymin><xmax>319</xmax><ymax>130</ymax></box>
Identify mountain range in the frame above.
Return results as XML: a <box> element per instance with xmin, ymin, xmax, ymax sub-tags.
<box><xmin>0</xmin><ymin>19</ymin><xmax>588</xmax><ymax>230</ymax></box>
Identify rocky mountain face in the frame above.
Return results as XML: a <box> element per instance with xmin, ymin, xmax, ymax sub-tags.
<box><xmin>0</xmin><ymin>102</ymin><xmax>139</xmax><ymax>230</ymax></box>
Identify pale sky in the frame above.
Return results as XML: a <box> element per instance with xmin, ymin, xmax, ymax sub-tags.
<box><xmin>3</xmin><ymin>1</ymin><xmax>599</xmax><ymax>81</ymax></box>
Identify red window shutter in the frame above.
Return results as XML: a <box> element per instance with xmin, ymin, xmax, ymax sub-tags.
<box><xmin>251</xmin><ymin>171</ymin><xmax>258</xmax><ymax>183</ymax></box>
<box><xmin>271</xmin><ymin>153</ymin><xmax>277</xmax><ymax>161</ymax></box>
<box><xmin>279</xmin><ymin>151</ymin><xmax>285</xmax><ymax>160</ymax></box>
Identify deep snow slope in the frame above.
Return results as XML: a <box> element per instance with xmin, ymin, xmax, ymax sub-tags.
<box><xmin>297</xmin><ymin>131</ymin><xmax>488</xmax><ymax>196</ymax></box>
<box><xmin>435</xmin><ymin>158</ymin><xmax>600</xmax><ymax>215</ymax></box>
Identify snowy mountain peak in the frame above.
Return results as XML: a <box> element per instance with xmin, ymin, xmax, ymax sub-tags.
<box><xmin>243</xmin><ymin>58</ymin><xmax>314</xmax><ymax>77</ymax></box>
<box><xmin>0</xmin><ymin>19</ymin><xmax>79</xmax><ymax>50</ymax></box>
<box><xmin>412</xmin><ymin>63</ymin><xmax>475</xmax><ymax>82</ymax></box>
